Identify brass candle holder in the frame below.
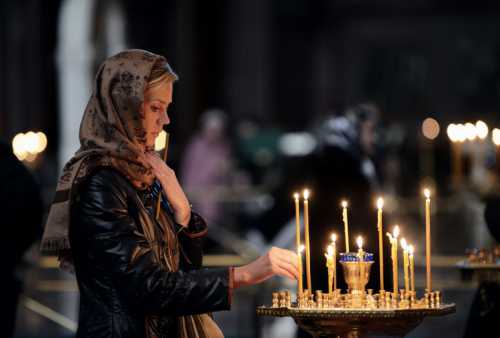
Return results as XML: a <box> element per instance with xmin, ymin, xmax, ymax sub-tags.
<box><xmin>340</xmin><ymin>252</ymin><xmax>374</xmax><ymax>308</ymax></box>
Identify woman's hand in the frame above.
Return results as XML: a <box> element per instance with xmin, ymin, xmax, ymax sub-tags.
<box><xmin>233</xmin><ymin>247</ymin><xmax>299</xmax><ymax>288</ymax></box>
<box><xmin>145</xmin><ymin>152</ymin><xmax>191</xmax><ymax>226</ymax></box>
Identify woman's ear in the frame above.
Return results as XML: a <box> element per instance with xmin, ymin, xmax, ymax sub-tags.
<box><xmin>138</xmin><ymin>100</ymin><xmax>146</xmax><ymax>119</ymax></box>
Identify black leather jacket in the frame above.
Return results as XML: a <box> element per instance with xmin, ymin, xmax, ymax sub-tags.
<box><xmin>69</xmin><ymin>168</ymin><xmax>232</xmax><ymax>338</ymax></box>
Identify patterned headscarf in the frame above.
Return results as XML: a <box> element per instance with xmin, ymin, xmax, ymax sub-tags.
<box><xmin>41</xmin><ymin>49</ymin><xmax>177</xmax><ymax>253</ymax></box>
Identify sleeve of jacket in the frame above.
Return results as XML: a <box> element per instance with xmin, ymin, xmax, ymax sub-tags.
<box><xmin>177</xmin><ymin>212</ymin><xmax>208</xmax><ymax>270</ymax></box>
<box><xmin>74</xmin><ymin>170</ymin><xmax>232</xmax><ymax>316</ymax></box>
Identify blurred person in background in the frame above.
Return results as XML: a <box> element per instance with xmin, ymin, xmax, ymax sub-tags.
<box><xmin>0</xmin><ymin>141</ymin><xmax>43</xmax><ymax>338</ymax></box>
<box><xmin>40</xmin><ymin>49</ymin><xmax>299</xmax><ymax>338</ymax></box>
<box><xmin>180</xmin><ymin>108</ymin><xmax>232</xmax><ymax>226</ymax></box>
<box><xmin>297</xmin><ymin>102</ymin><xmax>384</xmax><ymax>337</ymax></box>
<box><xmin>463</xmin><ymin>194</ymin><xmax>500</xmax><ymax>338</ymax></box>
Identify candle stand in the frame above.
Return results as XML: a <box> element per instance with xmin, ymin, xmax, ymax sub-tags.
<box><xmin>257</xmin><ymin>303</ymin><xmax>455</xmax><ymax>338</ymax></box>
<box><xmin>258</xmin><ymin>252</ymin><xmax>455</xmax><ymax>337</ymax></box>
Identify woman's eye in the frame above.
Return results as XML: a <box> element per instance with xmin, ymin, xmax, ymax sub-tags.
<box><xmin>151</xmin><ymin>106</ymin><xmax>161</xmax><ymax>113</ymax></box>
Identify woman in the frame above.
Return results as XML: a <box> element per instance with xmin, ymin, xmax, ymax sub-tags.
<box><xmin>41</xmin><ymin>50</ymin><xmax>298</xmax><ymax>338</ymax></box>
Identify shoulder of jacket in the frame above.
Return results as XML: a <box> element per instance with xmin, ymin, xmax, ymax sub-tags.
<box><xmin>83</xmin><ymin>167</ymin><xmax>136</xmax><ymax>196</ymax></box>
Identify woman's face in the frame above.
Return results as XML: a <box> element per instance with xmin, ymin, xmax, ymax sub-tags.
<box><xmin>142</xmin><ymin>80</ymin><xmax>173</xmax><ymax>148</ymax></box>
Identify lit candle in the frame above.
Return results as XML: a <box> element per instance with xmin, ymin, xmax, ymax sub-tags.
<box><xmin>332</xmin><ymin>233</ymin><xmax>337</xmax><ymax>291</ymax></box>
<box><xmin>356</xmin><ymin>236</ymin><xmax>365</xmax><ymax>284</ymax></box>
<box><xmin>424</xmin><ymin>188</ymin><xmax>432</xmax><ymax>293</ymax></box>
<box><xmin>356</xmin><ymin>235</ymin><xmax>364</xmax><ymax>258</ymax></box>
<box><xmin>401</xmin><ymin>238</ymin><xmax>410</xmax><ymax>293</ymax></box>
<box><xmin>293</xmin><ymin>192</ymin><xmax>302</xmax><ymax>293</ymax></box>
<box><xmin>341</xmin><ymin>200</ymin><xmax>350</xmax><ymax>252</ymax></box>
<box><xmin>386</xmin><ymin>225</ymin><xmax>400</xmax><ymax>294</ymax></box>
<box><xmin>376</xmin><ymin>197</ymin><xmax>385</xmax><ymax>291</ymax></box>
<box><xmin>298</xmin><ymin>245</ymin><xmax>305</xmax><ymax>296</ymax></box>
<box><xmin>325</xmin><ymin>239</ymin><xmax>335</xmax><ymax>294</ymax></box>
<box><xmin>408</xmin><ymin>244</ymin><xmax>415</xmax><ymax>293</ymax></box>
<box><xmin>303</xmin><ymin>189</ymin><xmax>312</xmax><ymax>292</ymax></box>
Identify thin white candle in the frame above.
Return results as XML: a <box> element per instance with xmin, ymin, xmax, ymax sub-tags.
<box><xmin>408</xmin><ymin>244</ymin><xmax>415</xmax><ymax>293</ymax></box>
<box><xmin>325</xmin><ymin>244</ymin><xmax>334</xmax><ymax>294</ymax></box>
<box><xmin>387</xmin><ymin>225</ymin><xmax>400</xmax><ymax>294</ymax></box>
<box><xmin>341</xmin><ymin>200</ymin><xmax>350</xmax><ymax>252</ymax></box>
<box><xmin>401</xmin><ymin>238</ymin><xmax>410</xmax><ymax>293</ymax></box>
<box><xmin>376</xmin><ymin>197</ymin><xmax>385</xmax><ymax>291</ymax></box>
<box><xmin>356</xmin><ymin>236</ymin><xmax>365</xmax><ymax>285</ymax></box>
<box><xmin>303</xmin><ymin>189</ymin><xmax>312</xmax><ymax>292</ymax></box>
<box><xmin>424</xmin><ymin>188</ymin><xmax>432</xmax><ymax>293</ymax></box>
<box><xmin>298</xmin><ymin>244</ymin><xmax>304</xmax><ymax>296</ymax></box>
<box><xmin>331</xmin><ymin>233</ymin><xmax>337</xmax><ymax>291</ymax></box>
<box><xmin>293</xmin><ymin>193</ymin><xmax>302</xmax><ymax>295</ymax></box>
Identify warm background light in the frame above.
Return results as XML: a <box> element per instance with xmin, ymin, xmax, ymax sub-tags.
<box><xmin>422</xmin><ymin>117</ymin><xmax>440</xmax><ymax>140</ymax></box>
<box><xmin>492</xmin><ymin>128</ymin><xmax>500</xmax><ymax>146</ymax></box>
<box><xmin>12</xmin><ymin>131</ymin><xmax>48</xmax><ymax>161</ymax></box>
<box><xmin>464</xmin><ymin>122</ymin><xmax>477</xmax><ymax>141</ymax></box>
<box><xmin>475</xmin><ymin>120</ymin><xmax>489</xmax><ymax>140</ymax></box>
<box><xmin>154</xmin><ymin>130</ymin><xmax>168</xmax><ymax>151</ymax></box>
<box><xmin>455</xmin><ymin>124</ymin><xmax>467</xmax><ymax>142</ymax></box>
<box><xmin>447</xmin><ymin>124</ymin><xmax>458</xmax><ymax>142</ymax></box>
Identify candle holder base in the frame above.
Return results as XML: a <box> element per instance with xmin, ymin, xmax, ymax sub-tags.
<box><xmin>257</xmin><ymin>304</ymin><xmax>455</xmax><ymax>338</ymax></box>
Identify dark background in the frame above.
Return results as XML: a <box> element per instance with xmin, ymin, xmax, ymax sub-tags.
<box><xmin>2</xmin><ymin>1</ymin><xmax>500</xmax><ymax>338</ymax></box>
<box><xmin>3</xmin><ymin>1</ymin><xmax>500</xmax><ymax>157</ymax></box>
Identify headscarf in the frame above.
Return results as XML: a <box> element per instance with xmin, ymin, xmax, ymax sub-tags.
<box><xmin>41</xmin><ymin>49</ymin><xmax>176</xmax><ymax>254</ymax></box>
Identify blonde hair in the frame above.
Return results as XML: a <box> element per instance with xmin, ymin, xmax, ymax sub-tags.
<box><xmin>147</xmin><ymin>58</ymin><xmax>178</xmax><ymax>88</ymax></box>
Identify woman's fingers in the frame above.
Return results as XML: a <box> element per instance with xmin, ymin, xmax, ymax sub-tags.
<box><xmin>274</xmin><ymin>248</ymin><xmax>300</xmax><ymax>277</ymax></box>
<box><xmin>268</xmin><ymin>247</ymin><xmax>299</xmax><ymax>280</ymax></box>
<box><xmin>277</xmin><ymin>259</ymin><xmax>299</xmax><ymax>280</ymax></box>
<box><xmin>272</xmin><ymin>264</ymin><xmax>296</xmax><ymax>281</ymax></box>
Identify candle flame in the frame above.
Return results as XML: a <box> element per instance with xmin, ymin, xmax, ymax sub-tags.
<box><xmin>293</xmin><ymin>192</ymin><xmax>300</xmax><ymax>200</ymax></box>
<box><xmin>356</xmin><ymin>236</ymin><xmax>363</xmax><ymax>249</ymax></box>
<box><xmin>424</xmin><ymin>188</ymin><xmax>431</xmax><ymax>199</ymax></box>
<box><xmin>303</xmin><ymin>189</ymin><xmax>310</xmax><ymax>200</ymax></box>
<box><xmin>341</xmin><ymin>200</ymin><xmax>348</xmax><ymax>208</ymax></box>
<box><xmin>331</xmin><ymin>233</ymin><xmax>337</xmax><ymax>243</ymax></box>
<box><xmin>299</xmin><ymin>244</ymin><xmax>305</xmax><ymax>253</ymax></box>
<box><xmin>400</xmin><ymin>238</ymin><xmax>408</xmax><ymax>250</ymax></box>
<box><xmin>408</xmin><ymin>244</ymin><xmax>414</xmax><ymax>255</ymax></box>
<box><xmin>327</xmin><ymin>245</ymin><xmax>334</xmax><ymax>256</ymax></box>
<box><xmin>376</xmin><ymin>197</ymin><xmax>384</xmax><ymax>209</ymax></box>
<box><xmin>393</xmin><ymin>225</ymin><xmax>400</xmax><ymax>238</ymax></box>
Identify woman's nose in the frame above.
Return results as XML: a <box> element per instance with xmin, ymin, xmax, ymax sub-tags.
<box><xmin>162</xmin><ymin>112</ymin><xmax>170</xmax><ymax>125</ymax></box>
